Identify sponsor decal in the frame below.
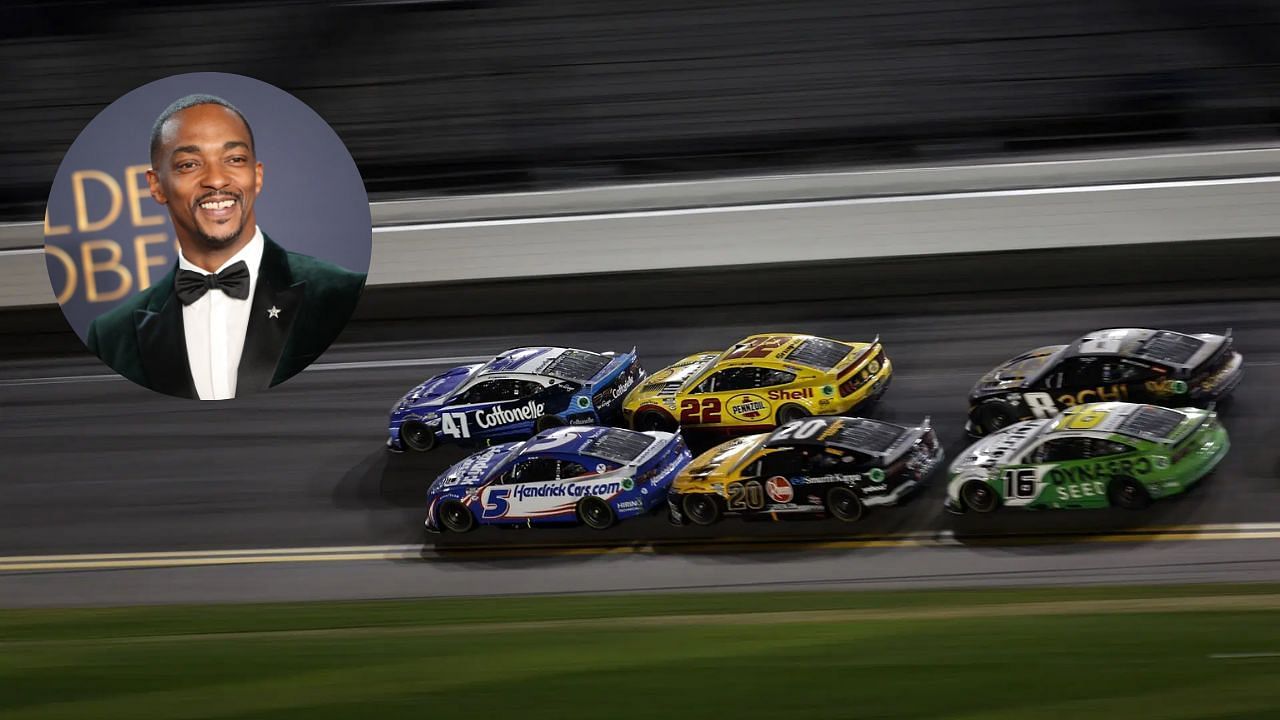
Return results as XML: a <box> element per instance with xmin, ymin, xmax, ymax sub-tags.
<box><xmin>1045</xmin><ymin>457</ymin><xmax>1154</xmax><ymax>485</ymax></box>
<box><xmin>726</xmin><ymin>393</ymin><xmax>770</xmax><ymax>422</ymax></box>
<box><xmin>576</xmin><ymin>396</ymin><xmax>591</xmax><ymax>409</ymax></box>
<box><xmin>440</xmin><ymin>400</ymin><xmax>547</xmax><ymax>439</ymax></box>
<box><xmin>512</xmin><ymin>480</ymin><xmax>622</xmax><ymax>502</ymax></box>
<box><xmin>767</xmin><ymin>387</ymin><xmax>814</xmax><ymax>401</ymax></box>
<box><xmin>568</xmin><ymin>415</ymin><xmax>595</xmax><ymax>425</ymax></box>
<box><xmin>1056</xmin><ymin>384</ymin><xmax>1129</xmax><ymax>407</ymax></box>
<box><xmin>868</xmin><ymin>468</ymin><xmax>885</xmax><ymax>482</ymax></box>
<box><xmin>866</xmin><ymin>359</ymin><xmax>881</xmax><ymax>374</ymax></box>
<box><xmin>621</xmin><ymin>477</ymin><xmax>635</xmax><ymax>491</ymax></box>
<box><xmin>765</xmin><ymin>476</ymin><xmax>794</xmax><ymax>503</ymax></box>
<box><xmin>616</xmin><ymin>499</ymin><xmax>644</xmax><ymax>512</ymax></box>
<box><xmin>861</xmin><ymin>484</ymin><xmax>888</xmax><ymax>493</ymax></box>
<box><xmin>806</xmin><ymin>473</ymin><xmax>860</xmax><ymax>484</ymax></box>
<box><xmin>1054</xmin><ymin>480</ymin><xmax>1106</xmax><ymax>502</ymax></box>
<box><xmin>1154</xmin><ymin>456</ymin><xmax>1170</xmax><ymax>469</ymax></box>
<box><xmin>1171</xmin><ymin>380</ymin><xmax>1188</xmax><ymax>394</ymax></box>
<box><xmin>822</xmin><ymin>385</ymin><xmax>834</xmax><ymax>396</ymax></box>
<box><xmin>818</xmin><ymin>399</ymin><xmax>832</xmax><ymax>407</ymax></box>
<box><xmin>595</xmin><ymin>368</ymin><xmax>639</xmax><ymax>406</ymax></box>
<box><xmin>596</xmin><ymin>463</ymin><xmax>607</xmax><ymax>473</ymax></box>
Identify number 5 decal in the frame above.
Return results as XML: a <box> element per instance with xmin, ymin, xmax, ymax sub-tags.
<box><xmin>481</xmin><ymin>487</ymin><xmax>510</xmax><ymax>519</ymax></box>
<box><xmin>680</xmin><ymin>398</ymin><xmax>722</xmax><ymax>424</ymax></box>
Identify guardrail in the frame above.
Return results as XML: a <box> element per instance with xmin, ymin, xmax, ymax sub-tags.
<box><xmin>4</xmin><ymin>144</ymin><xmax>1279</xmax><ymax>308</ymax></box>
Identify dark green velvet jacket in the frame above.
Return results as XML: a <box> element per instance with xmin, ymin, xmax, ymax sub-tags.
<box><xmin>87</xmin><ymin>235</ymin><xmax>366</xmax><ymax>399</ymax></box>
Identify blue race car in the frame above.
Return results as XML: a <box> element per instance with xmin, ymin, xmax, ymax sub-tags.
<box><xmin>389</xmin><ymin>346</ymin><xmax>645</xmax><ymax>452</ymax></box>
<box><xmin>426</xmin><ymin>425</ymin><xmax>691</xmax><ymax>531</ymax></box>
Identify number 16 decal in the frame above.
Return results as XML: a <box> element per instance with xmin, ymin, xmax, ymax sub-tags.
<box><xmin>1003</xmin><ymin>468</ymin><xmax>1037</xmax><ymax>498</ymax></box>
<box><xmin>680</xmin><ymin>398</ymin><xmax>722</xmax><ymax>424</ymax></box>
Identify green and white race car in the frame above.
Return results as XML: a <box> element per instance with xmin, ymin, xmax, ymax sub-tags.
<box><xmin>945</xmin><ymin>402</ymin><xmax>1228</xmax><ymax>513</ymax></box>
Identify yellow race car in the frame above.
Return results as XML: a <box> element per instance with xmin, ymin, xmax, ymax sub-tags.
<box><xmin>621</xmin><ymin>333</ymin><xmax>892</xmax><ymax>432</ymax></box>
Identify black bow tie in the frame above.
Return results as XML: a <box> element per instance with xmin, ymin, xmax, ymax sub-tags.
<box><xmin>174</xmin><ymin>261</ymin><xmax>251</xmax><ymax>305</ymax></box>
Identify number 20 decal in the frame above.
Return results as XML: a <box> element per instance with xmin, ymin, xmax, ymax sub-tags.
<box><xmin>772</xmin><ymin>418</ymin><xmax>826</xmax><ymax>441</ymax></box>
<box><xmin>726</xmin><ymin>480</ymin><xmax>766</xmax><ymax>510</ymax></box>
<box><xmin>680</xmin><ymin>398</ymin><xmax>722</xmax><ymax>424</ymax></box>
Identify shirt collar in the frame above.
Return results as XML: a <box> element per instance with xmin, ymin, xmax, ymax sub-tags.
<box><xmin>177</xmin><ymin>225</ymin><xmax>265</xmax><ymax>278</ymax></box>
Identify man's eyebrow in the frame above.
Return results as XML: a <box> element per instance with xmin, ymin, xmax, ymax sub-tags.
<box><xmin>223</xmin><ymin>141</ymin><xmax>250</xmax><ymax>152</ymax></box>
<box><xmin>171</xmin><ymin>145</ymin><xmax>201</xmax><ymax>156</ymax></box>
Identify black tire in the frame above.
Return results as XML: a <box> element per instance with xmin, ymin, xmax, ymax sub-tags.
<box><xmin>577</xmin><ymin>496</ymin><xmax>616</xmax><ymax>530</ymax></box>
<box><xmin>682</xmin><ymin>494</ymin><xmax>723</xmax><ymax>526</ymax></box>
<box><xmin>775</xmin><ymin>403</ymin><xmax>810</xmax><ymax>425</ymax></box>
<box><xmin>436</xmin><ymin>500</ymin><xmax>475</xmax><ymax>533</ymax></box>
<box><xmin>635</xmin><ymin>410</ymin><xmax>677</xmax><ymax>432</ymax></box>
<box><xmin>976</xmin><ymin>402</ymin><xmax>1020</xmax><ymax>435</ymax></box>
<box><xmin>400</xmin><ymin>420</ymin><xmax>437</xmax><ymax>452</ymax></box>
<box><xmin>535</xmin><ymin>414</ymin><xmax>565</xmax><ymax>433</ymax></box>
<box><xmin>1108</xmin><ymin>476</ymin><xmax>1151</xmax><ymax>510</ymax></box>
<box><xmin>826</xmin><ymin>486</ymin><xmax>864</xmax><ymax>522</ymax></box>
<box><xmin>961</xmin><ymin>479</ymin><xmax>1000</xmax><ymax>513</ymax></box>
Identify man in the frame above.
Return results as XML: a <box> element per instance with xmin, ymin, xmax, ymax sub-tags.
<box><xmin>87</xmin><ymin>94</ymin><xmax>366</xmax><ymax>400</ymax></box>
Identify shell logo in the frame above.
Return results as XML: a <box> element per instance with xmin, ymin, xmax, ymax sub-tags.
<box><xmin>766</xmin><ymin>475</ymin><xmax>794</xmax><ymax>503</ymax></box>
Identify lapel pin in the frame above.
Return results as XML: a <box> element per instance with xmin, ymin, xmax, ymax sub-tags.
<box><xmin>268</xmin><ymin>306</ymin><xmax>281</xmax><ymax>319</ymax></box>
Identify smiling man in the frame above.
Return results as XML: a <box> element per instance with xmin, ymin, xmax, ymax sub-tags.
<box><xmin>86</xmin><ymin>94</ymin><xmax>366</xmax><ymax>400</ymax></box>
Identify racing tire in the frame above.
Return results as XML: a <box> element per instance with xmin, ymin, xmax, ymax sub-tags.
<box><xmin>775</xmin><ymin>403</ymin><xmax>810</xmax><ymax>425</ymax></box>
<box><xmin>825</xmin><ymin>486</ymin><xmax>864</xmax><ymax>522</ymax></box>
<box><xmin>1108</xmin><ymin>476</ymin><xmax>1151</xmax><ymax>510</ymax></box>
<box><xmin>577</xmin><ymin>496</ymin><xmax>616</xmax><ymax>530</ymax></box>
<box><xmin>961</xmin><ymin>479</ymin><xmax>1000</xmax><ymax>513</ymax></box>
<box><xmin>682</xmin><ymin>494</ymin><xmax>723</xmax><ymax>526</ymax></box>
<box><xmin>437</xmin><ymin>500</ymin><xmax>475</xmax><ymax>533</ymax></box>
<box><xmin>534</xmin><ymin>414</ymin><xmax>565</xmax><ymax>433</ymax></box>
<box><xmin>635</xmin><ymin>410</ymin><xmax>678</xmax><ymax>433</ymax></box>
<box><xmin>400</xmin><ymin>420</ymin><xmax>437</xmax><ymax>452</ymax></box>
<box><xmin>975</xmin><ymin>402</ymin><xmax>1020</xmax><ymax>435</ymax></box>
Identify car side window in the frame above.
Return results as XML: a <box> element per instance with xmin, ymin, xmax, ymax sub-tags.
<box><xmin>507</xmin><ymin>458</ymin><xmax>558</xmax><ymax>484</ymax></box>
<box><xmin>1082</xmin><ymin>438</ymin><xmax>1134</xmax><ymax>458</ymax></box>
<box><xmin>457</xmin><ymin>379</ymin><xmax>543</xmax><ymax>404</ymax></box>
<box><xmin>760</xmin><ymin>449</ymin><xmax>807</xmax><ymax>477</ymax></box>
<box><xmin>1061</xmin><ymin>358</ymin><xmax>1103</xmax><ymax>387</ymax></box>
<box><xmin>558</xmin><ymin>461</ymin><xmax>593</xmax><ymax>479</ymax></box>
<box><xmin>1029</xmin><ymin>438</ymin><xmax>1083</xmax><ymax>464</ymax></box>
<box><xmin>1100</xmin><ymin>361</ymin><xmax>1154</xmax><ymax>384</ymax></box>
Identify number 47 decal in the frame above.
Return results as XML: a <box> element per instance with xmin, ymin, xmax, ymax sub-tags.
<box><xmin>440</xmin><ymin>412</ymin><xmax>471</xmax><ymax>439</ymax></box>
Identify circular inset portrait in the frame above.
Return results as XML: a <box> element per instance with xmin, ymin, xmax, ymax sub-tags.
<box><xmin>44</xmin><ymin>72</ymin><xmax>371</xmax><ymax>400</ymax></box>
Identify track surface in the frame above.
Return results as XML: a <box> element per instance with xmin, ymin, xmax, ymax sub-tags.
<box><xmin>2</xmin><ymin>293</ymin><xmax>1279</xmax><ymax>604</ymax></box>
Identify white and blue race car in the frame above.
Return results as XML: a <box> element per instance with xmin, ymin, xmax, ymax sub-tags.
<box><xmin>389</xmin><ymin>346</ymin><xmax>644</xmax><ymax>452</ymax></box>
<box><xmin>425</xmin><ymin>425</ymin><xmax>691</xmax><ymax>532</ymax></box>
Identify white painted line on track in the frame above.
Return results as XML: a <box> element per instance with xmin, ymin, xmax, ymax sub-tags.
<box><xmin>373</xmin><ymin>175</ymin><xmax>1280</xmax><ymax>232</ymax></box>
<box><xmin>302</xmin><ymin>355</ymin><xmax>491</xmax><ymax>372</ymax></box>
<box><xmin>1209</xmin><ymin>652</ymin><xmax>1280</xmax><ymax>659</ymax></box>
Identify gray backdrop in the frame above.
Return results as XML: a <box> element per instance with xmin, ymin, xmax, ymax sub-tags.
<box><xmin>43</xmin><ymin>72</ymin><xmax>372</xmax><ymax>341</ymax></box>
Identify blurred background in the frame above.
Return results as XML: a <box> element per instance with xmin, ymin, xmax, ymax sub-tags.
<box><xmin>5</xmin><ymin>0</ymin><xmax>1280</xmax><ymax>221</ymax></box>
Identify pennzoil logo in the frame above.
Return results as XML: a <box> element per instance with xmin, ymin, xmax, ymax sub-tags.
<box><xmin>726</xmin><ymin>393</ymin><xmax>770</xmax><ymax>422</ymax></box>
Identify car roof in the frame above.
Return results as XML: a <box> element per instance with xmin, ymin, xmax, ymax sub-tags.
<box><xmin>763</xmin><ymin>416</ymin><xmax>910</xmax><ymax>455</ymax></box>
<box><xmin>515</xmin><ymin>426</ymin><xmax>656</xmax><ymax>465</ymax></box>
<box><xmin>477</xmin><ymin>346</ymin><xmax>610</xmax><ymax>382</ymax></box>
<box><xmin>715</xmin><ymin>333</ymin><xmax>854</xmax><ymax>372</ymax></box>
<box><xmin>1045</xmin><ymin>402</ymin><xmax>1189</xmax><ymax>443</ymax></box>
<box><xmin>1065</xmin><ymin>328</ymin><xmax>1206</xmax><ymax>368</ymax></box>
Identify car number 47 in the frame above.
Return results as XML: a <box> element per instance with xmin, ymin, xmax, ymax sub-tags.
<box><xmin>440</xmin><ymin>412</ymin><xmax>472</xmax><ymax>439</ymax></box>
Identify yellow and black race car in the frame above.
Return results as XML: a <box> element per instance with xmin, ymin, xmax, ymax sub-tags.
<box><xmin>621</xmin><ymin>332</ymin><xmax>891</xmax><ymax>433</ymax></box>
<box><xmin>668</xmin><ymin>415</ymin><xmax>942</xmax><ymax>525</ymax></box>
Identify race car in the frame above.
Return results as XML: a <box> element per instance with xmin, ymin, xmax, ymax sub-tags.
<box><xmin>425</xmin><ymin>425</ymin><xmax>691</xmax><ymax>531</ymax></box>
<box><xmin>967</xmin><ymin>327</ymin><xmax>1242</xmax><ymax>436</ymax></box>
<box><xmin>388</xmin><ymin>346</ymin><xmax>644</xmax><ymax>452</ymax></box>
<box><xmin>622</xmin><ymin>332</ymin><xmax>891</xmax><ymax>433</ymax></box>
<box><xmin>668</xmin><ymin>415</ymin><xmax>941</xmax><ymax>525</ymax></box>
<box><xmin>946</xmin><ymin>401</ymin><xmax>1228</xmax><ymax>513</ymax></box>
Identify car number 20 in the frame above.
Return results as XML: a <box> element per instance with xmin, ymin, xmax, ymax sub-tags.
<box><xmin>727</xmin><ymin>480</ymin><xmax>766</xmax><ymax>510</ymax></box>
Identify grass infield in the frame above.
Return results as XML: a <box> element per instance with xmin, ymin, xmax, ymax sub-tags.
<box><xmin>3</xmin><ymin>584</ymin><xmax>1280</xmax><ymax>719</ymax></box>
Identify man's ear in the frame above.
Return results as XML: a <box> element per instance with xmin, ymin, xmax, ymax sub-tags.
<box><xmin>146</xmin><ymin>168</ymin><xmax>168</xmax><ymax>205</ymax></box>
<box><xmin>254</xmin><ymin>161</ymin><xmax>264</xmax><ymax>197</ymax></box>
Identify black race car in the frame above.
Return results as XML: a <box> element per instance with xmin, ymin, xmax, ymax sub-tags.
<box><xmin>967</xmin><ymin>327</ymin><xmax>1242</xmax><ymax>435</ymax></box>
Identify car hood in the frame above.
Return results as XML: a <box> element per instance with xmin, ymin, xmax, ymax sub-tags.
<box><xmin>971</xmin><ymin>345</ymin><xmax>1066</xmax><ymax>397</ymax></box>
<box><xmin>429</xmin><ymin>442</ymin><xmax>521</xmax><ymax>493</ymax></box>
<box><xmin>396</xmin><ymin>364</ymin><xmax>480</xmax><ymax>413</ymax></box>
<box><xmin>625</xmin><ymin>351</ymin><xmax>720</xmax><ymax>405</ymax></box>
<box><xmin>949</xmin><ymin>420</ymin><xmax>1048</xmax><ymax>472</ymax></box>
<box><xmin>674</xmin><ymin>434</ymin><xmax>764</xmax><ymax>489</ymax></box>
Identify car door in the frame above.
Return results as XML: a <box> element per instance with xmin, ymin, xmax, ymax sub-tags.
<box><xmin>443</xmin><ymin>378</ymin><xmax>548</xmax><ymax>441</ymax></box>
<box><xmin>1001</xmin><ymin>436</ymin><xmax>1086</xmax><ymax>507</ymax></box>
<box><xmin>480</xmin><ymin>456</ymin><xmax>566</xmax><ymax>521</ymax></box>
<box><xmin>684</xmin><ymin>367</ymin><xmax>796</xmax><ymax>426</ymax></box>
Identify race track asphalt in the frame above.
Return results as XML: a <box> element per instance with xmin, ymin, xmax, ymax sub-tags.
<box><xmin>2</xmin><ymin>290</ymin><xmax>1279</xmax><ymax>605</ymax></box>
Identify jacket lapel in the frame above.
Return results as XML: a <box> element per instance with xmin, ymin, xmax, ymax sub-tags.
<box><xmin>134</xmin><ymin>268</ymin><xmax>198</xmax><ymax>399</ymax></box>
<box><xmin>237</xmin><ymin>237</ymin><xmax>305</xmax><ymax>395</ymax></box>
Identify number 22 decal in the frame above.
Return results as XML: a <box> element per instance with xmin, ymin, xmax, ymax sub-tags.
<box><xmin>680</xmin><ymin>398</ymin><xmax>722</xmax><ymax>424</ymax></box>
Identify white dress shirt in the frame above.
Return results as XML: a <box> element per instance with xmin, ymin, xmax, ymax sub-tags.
<box><xmin>179</xmin><ymin>226</ymin><xmax>265</xmax><ymax>400</ymax></box>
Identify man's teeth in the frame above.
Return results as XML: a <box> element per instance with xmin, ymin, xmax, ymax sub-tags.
<box><xmin>200</xmin><ymin>199</ymin><xmax>236</xmax><ymax>210</ymax></box>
